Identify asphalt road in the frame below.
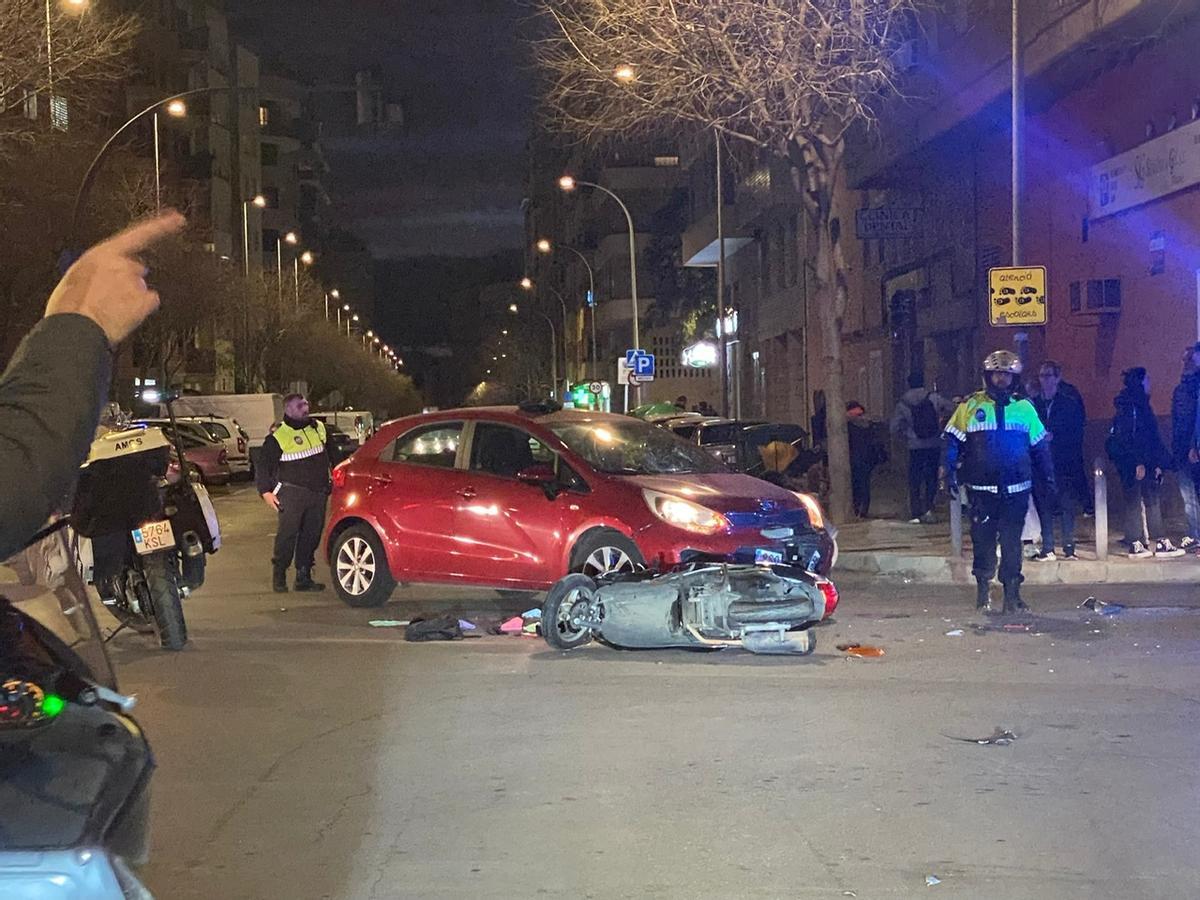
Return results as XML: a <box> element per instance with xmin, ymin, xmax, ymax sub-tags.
<box><xmin>112</xmin><ymin>486</ymin><xmax>1200</xmax><ymax>898</ymax></box>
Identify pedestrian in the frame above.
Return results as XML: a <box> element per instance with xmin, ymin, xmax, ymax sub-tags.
<box><xmin>846</xmin><ymin>401</ymin><xmax>883</xmax><ymax>518</ymax></box>
<box><xmin>256</xmin><ymin>393</ymin><xmax>335</xmax><ymax>592</ymax></box>
<box><xmin>944</xmin><ymin>351</ymin><xmax>1057</xmax><ymax>613</ymax></box>
<box><xmin>1031</xmin><ymin>361</ymin><xmax>1087</xmax><ymax>561</ymax></box>
<box><xmin>1170</xmin><ymin>344</ymin><xmax>1200</xmax><ymax>554</ymax></box>
<box><xmin>674</xmin><ymin>395</ymin><xmax>688</xmax><ymax>411</ymax></box>
<box><xmin>891</xmin><ymin>372</ymin><xmax>954</xmax><ymax>523</ymax></box>
<box><xmin>1107</xmin><ymin>367</ymin><xmax>1185</xmax><ymax>559</ymax></box>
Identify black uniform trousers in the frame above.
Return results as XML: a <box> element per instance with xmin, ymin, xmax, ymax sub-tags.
<box><xmin>272</xmin><ymin>483</ymin><xmax>328</xmax><ymax>573</ymax></box>
<box><xmin>968</xmin><ymin>488</ymin><xmax>1029</xmax><ymax>584</ymax></box>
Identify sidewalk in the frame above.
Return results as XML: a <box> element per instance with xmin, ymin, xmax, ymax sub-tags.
<box><xmin>838</xmin><ymin>462</ymin><xmax>1200</xmax><ymax>585</ymax></box>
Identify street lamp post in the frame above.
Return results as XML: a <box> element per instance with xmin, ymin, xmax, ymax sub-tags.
<box><xmin>350</xmin><ymin>313</ymin><xmax>359</xmax><ymax>338</ymax></box>
<box><xmin>522</xmin><ymin>277</ymin><xmax>570</xmax><ymax>392</ymax></box>
<box><xmin>512</xmin><ymin>304</ymin><xmax>557</xmax><ymax>399</ymax></box>
<box><xmin>295</xmin><ymin>249</ymin><xmax>313</xmax><ymax>308</ymax></box>
<box><xmin>558</xmin><ymin>176</ymin><xmax>639</xmax><ymax>352</ymax></box>
<box><xmin>241</xmin><ymin>194</ymin><xmax>266</xmax><ymax>278</ymax></box>
<box><xmin>538</xmin><ymin>239</ymin><xmax>598</xmax><ymax>378</ymax></box>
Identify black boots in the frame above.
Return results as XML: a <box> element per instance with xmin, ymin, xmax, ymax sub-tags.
<box><xmin>294</xmin><ymin>569</ymin><xmax>326</xmax><ymax>592</ymax></box>
<box><xmin>975</xmin><ymin>579</ymin><xmax>991</xmax><ymax>610</ymax></box>
<box><xmin>1002</xmin><ymin>579</ymin><xmax>1028</xmax><ymax>614</ymax></box>
<box><xmin>272</xmin><ymin>566</ymin><xmax>288</xmax><ymax>593</ymax></box>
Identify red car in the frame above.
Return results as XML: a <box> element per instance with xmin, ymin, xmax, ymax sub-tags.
<box><xmin>323</xmin><ymin>406</ymin><xmax>837</xmax><ymax>608</ymax></box>
<box><xmin>170</xmin><ymin>432</ymin><xmax>232</xmax><ymax>486</ymax></box>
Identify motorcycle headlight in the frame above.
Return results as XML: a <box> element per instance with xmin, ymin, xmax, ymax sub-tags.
<box><xmin>643</xmin><ymin>490</ymin><xmax>729</xmax><ymax>535</ymax></box>
<box><xmin>793</xmin><ymin>492</ymin><xmax>826</xmax><ymax>530</ymax></box>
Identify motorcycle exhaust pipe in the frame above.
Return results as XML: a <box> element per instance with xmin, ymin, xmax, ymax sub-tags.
<box><xmin>179</xmin><ymin>531</ymin><xmax>204</xmax><ymax>558</ymax></box>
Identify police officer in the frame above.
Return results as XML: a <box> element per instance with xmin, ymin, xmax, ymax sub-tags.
<box><xmin>944</xmin><ymin>351</ymin><xmax>1056</xmax><ymax>613</ymax></box>
<box><xmin>257</xmin><ymin>393</ymin><xmax>334</xmax><ymax>592</ymax></box>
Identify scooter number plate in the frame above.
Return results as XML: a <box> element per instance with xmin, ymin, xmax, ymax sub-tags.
<box><xmin>132</xmin><ymin>520</ymin><xmax>175</xmax><ymax>555</ymax></box>
<box><xmin>754</xmin><ymin>548</ymin><xmax>784</xmax><ymax>565</ymax></box>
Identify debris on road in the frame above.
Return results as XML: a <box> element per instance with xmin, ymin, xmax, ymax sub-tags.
<box><xmin>926</xmin><ymin>874</ymin><xmax>942</xmax><ymax>886</ymax></box>
<box><xmin>946</xmin><ymin>727</ymin><xmax>1018</xmax><ymax>746</ymax></box>
<box><xmin>498</xmin><ymin>616</ymin><xmax>524</xmax><ymax>634</ymax></box>
<box><xmin>368</xmin><ymin>619</ymin><xmax>409</xmax><ymax>628</ymax></box>
<box><xmin>1080</xmin><ymin>597</ymin><xmax>1125</xmax><ymax>616</ymax></box>
<box><xmin>522</xmin><ymin>620</ymin><xmax>541</xmax><ymax>636</ymax></box>
<box><xmin>458</xmin><ymin>619</ymin><xmax>477</xmax><ymax>631</ymax></box>
<box><xmin>837</xmin><ymin>642</ymin><xmax>885</xmax><ymax>658</ymax></box>
<box><xmin>522</xmin><ymin>608</ymin><xmax>542</xmax><ymax>619</ymax></box>
<box><xmin>945</xmin><ymin>629</ymin><xmax>964</xmax><ymax>636</ymax></box>
<box><xmin>404</xmin><ymin>616</ymin><xmax>463</xmax><ymax>642</ymax></box>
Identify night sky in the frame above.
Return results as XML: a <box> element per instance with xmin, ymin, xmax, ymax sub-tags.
<box><xmin>231</xmin><ymin>0</ymin><xmax>532</xmax><ymax>260</ymax></box>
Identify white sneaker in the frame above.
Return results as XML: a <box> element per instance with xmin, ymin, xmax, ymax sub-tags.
<box><xmin>1180</xmin><ymin>536</ymin><xmax>1199</xmax><ymax>551</ymax></box>
<box><xmin>1031</xmin><ymin>550</ymin><xmax>1056</xmax><ymax>562</ymax></box>
<box><xmin>1128</xmin><ymin>541</ymin><xmax>1154</xmax><ymax>559</ymax></box>
<box><xmin>908</xmin><ymin>517</ymin><xmax>922</xmax><ymax>524</ymax></box>
<box><xmin>1155</xmin><ymin>539</ymin><xmax>1185</xmax><ymax>558</ymax></box>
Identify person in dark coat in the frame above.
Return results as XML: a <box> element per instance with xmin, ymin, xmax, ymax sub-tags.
<box><xmin>1170</xmin><ymin>344</ymin><xmax>1200</xmax><ymax>553</ymax></box>
<box><xmin>0</xmin><ymin>212</ymin><xmax>185</xmax><ymax>561</ymax></box>
<box><xmin>1031</xmin><ymin>361</ymin><xmax>1087</xmax><ymax>560</ymax></box>
<box><xmin>1106</xmin><ymin>367</ymin><xmax>1184</xmax><ymax>559</ymax></box>
<box><xmin>846</xmin><ymin>401</ymin><xmax>883</xmax><ymax>518</ymax></box>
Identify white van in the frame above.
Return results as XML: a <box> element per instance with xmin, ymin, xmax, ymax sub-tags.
<box><xmin>166</xmin><ymin>394</ymin><xmax>285</xmax><ymax>467</ymax></box>
<box><xmin>311</xmin><ymin>410</ymin><xmax>374</xmax><ymax>445</ymax></box>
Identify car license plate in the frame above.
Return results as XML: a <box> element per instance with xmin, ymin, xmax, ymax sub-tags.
<box><xmin>132</xmin><ymin>520</ymin><xmax>175</xmax><ymax>556</ymax></box>
<box><xmin>754</xmin><ymin>548</ymin><xmax>784</xmax><ymax>565</ymax></box>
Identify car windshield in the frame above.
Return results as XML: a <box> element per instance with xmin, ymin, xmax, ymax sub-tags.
<box><xmin>549</xmin><ymin>419</ymin><xmax>727</xmax><ymax>475</ymax></box>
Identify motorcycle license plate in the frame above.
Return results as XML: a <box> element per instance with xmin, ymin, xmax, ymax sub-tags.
<box><xmin>132</xmin><ymin>520</ymin><xmax>175</xmax><ymax>555</ymax></box>
<box><xmin>754</xmin><ymin>548</ymin><xmax>784</xmax><ymax>566</ymax></box>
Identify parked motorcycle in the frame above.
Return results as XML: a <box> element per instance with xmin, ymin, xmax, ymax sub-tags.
<box><xmin>542</xmin><ymin>545</ymin><xmax>838</xmax><ymax>655</ymax></box>
<box><xmin>69</xmin><ymin>402</ymin><xmax>221</xmax><ymax>650</ymax></box>
<box><xmin>0</xmin><ymin>523</ymin><xmax>155</xmax><ymax>897</ymax></box>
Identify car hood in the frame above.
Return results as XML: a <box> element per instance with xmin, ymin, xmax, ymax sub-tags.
<box><xmin>620</xmin><ymin>473</ymin><xmax>802</xmax><ymax>513</ymax></box>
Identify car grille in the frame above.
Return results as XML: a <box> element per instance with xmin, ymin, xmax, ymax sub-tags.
<box><xmin>725</xmin><ymin>508</ymin><xmax>812</xmax><ymax>535</ymax></box>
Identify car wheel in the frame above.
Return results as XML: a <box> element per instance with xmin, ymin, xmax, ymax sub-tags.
<box><xmin>570</xmin><ymin>531</ymin><xmax>644</xmax><ymax>579</ymax></box>
<box><xmin>331</xmin><ymin>525</ymin><xmax>397</xmax><ymax>608</ymax></box>
<box><xmin>542</xmin><ymin>574</ymin><xmax>597</xmax><ymax>651</ymax></box>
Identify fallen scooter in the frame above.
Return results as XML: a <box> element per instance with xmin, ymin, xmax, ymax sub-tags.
<box><xmin>542</xmin><ymin>550</ymin><xmax>838</xmax><ymax>655</ymax></box>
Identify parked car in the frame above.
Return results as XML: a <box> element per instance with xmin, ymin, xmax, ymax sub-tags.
<box><xmin>161</xmin><ymin>415</ymin><xmax>250</xmax><ymax>477</ymax></box>
<box><xmin>137</xmin><ymin>422</ymin><xmax>231</xmax><ymax>486</ymax></box>
<box><xmin>323</xmin><ymin>405</ymin><xmax>836</xmax><ymax>607</ymax></box>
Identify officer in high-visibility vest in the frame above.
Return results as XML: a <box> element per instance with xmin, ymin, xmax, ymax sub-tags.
<box><xmin>944</xmin><ymin>350</ymin><xmax>1057</xmax><ymax>613</ymax></box>
<box><xmin>256</xmin><ymin>393</ymin><xmax>334</xmax><ymax>593</ymax></box>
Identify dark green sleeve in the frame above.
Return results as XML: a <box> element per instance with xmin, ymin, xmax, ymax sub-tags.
<box><xmin>0</xmin><ymin>315</ymin><xmax>111</xmax><ymax>559</ymax></box>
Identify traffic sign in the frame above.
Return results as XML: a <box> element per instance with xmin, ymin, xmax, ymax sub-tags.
<box><xmin>624</xmin><ymin>349</ymin><xmax>655</xmax><ymax>380</ymax></box>
<box><xmin>988</xmin><ymin>266</ymin><xmax>1047</xmax><ymax>326</ymax></box>
<box><xmin>588</xmin><ymin>381</ymin><xmax>604</xmax><ymax>395</ymax></box>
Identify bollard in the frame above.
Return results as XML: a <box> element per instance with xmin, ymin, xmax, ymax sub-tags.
<box><xmin>950</xmin><ymin>490</ymin><xmax>963</xmax><ymax>557</ymax></box>
<box><xmin>1094</xmin><ymin>457</ymin><xmax>1108</xmax><ymax>561</ymax></box>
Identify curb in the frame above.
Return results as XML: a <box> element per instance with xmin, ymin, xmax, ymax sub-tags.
<box><xmin>837</xmin><ymin>550</ymin><xmax>1200</xmax><ymax>585</ymax></box>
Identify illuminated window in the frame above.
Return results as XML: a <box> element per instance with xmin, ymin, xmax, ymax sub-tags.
<box><xmin>258</xmin><ymin>105</ymin><xmax>269</xmax><ymax>126</ymax></box>
<box><xmin>654</xmin><ymin>155</ymin><xmax>680</xmax><ymax>167</ymax></box>
<box><xmin>386</xmin><ymin>422</ymin><xmax>462</xmax><ymax>468</ymax></box>
<box><xmin>51</xmin><ymin>96</ymin><xmax>68</xmax><ymax>131</ymax></box>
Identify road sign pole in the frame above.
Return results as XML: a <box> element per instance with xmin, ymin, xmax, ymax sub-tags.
<box><xmin>1011</xmin><ymin>0</ymin><xmax>1028</xmax><ymax>370</ymax></box>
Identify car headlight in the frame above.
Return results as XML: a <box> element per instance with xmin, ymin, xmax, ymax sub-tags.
<box><xmin>793</xmin><ymin>492</ymin><xmax>826</xmax><ymax>530</ymax></box>
<box><xmin>643</xmin><ymin>489</ymin><xmax>729</xmax><ymax>535</ymax></box>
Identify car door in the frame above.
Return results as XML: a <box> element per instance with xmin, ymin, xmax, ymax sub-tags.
<box><xmin>451</xmin><ymin>421</ymin><xmax>582</xmax><ymax>587</ymax></box>
<box><xmin>365</xmin><ymin>421</ymin><xmax>474</xmax><ymax>580</ymax></box>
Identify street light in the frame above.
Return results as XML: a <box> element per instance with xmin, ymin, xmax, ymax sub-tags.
<box><xmin>614</xmin><ymin>64</ymin><xmax>636</xmax><ymax>82</ymax></box>
<box><xmin>535</xmin><ymin>238</ymin><xmax>597</xmax><ymax>376</ymax></box>
<box><xmin>558</xmin><ymin>175</ymin><xmax>640</xmax><ymax>352</ymax></box>
<box><xmin>241</xmin><ymin>194</ymin><xmax>266</xmax><ymax>277</ymax></box>
<box><xmin>521</xmin><ymin>277</ymin><xmax>570</xmax><ymax>389</ymax></box>
<box><xmin>509</xmin><ymin>303</ymin><xmax>518</xmax><ymax>313</ymax></box>
<box><xmin>511</xmin><ymin>305</ymin><xmax>557</xmax><ymax>399</ymax></box>
<box><xmin>351</xmin><ymin>313</ymin><xmax>359</xmax><ymax>338</ymax></box>
<box><xmin>165</xmin><ymin>98</ymin><xmax>187</xmax><ymax>118</ymax></box>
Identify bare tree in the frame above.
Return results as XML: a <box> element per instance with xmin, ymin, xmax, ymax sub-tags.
<box><xmin>0</xmin><ymin>0</ymin><xmax>138</xmax><ymax>148</ymax></box>
<box><xmin>535</xmin><ymin>0</ymin><xmax>927</xmax><ymax>521</ymax></box>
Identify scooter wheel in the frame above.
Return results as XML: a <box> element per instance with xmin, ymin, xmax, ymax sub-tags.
<box><xmin>543</xmin><ymin>574</ymin><xmax>597</xmax><ymax>651</ymax></box>
<box><xmin>144</xmin><ymin>553</ymin><xmax>188</xmax><ymax>650</ymax></box>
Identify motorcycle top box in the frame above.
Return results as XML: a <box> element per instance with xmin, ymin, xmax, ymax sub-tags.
<box><xmin>71</xmin><ymin>427</ymin><xmax>171</xmax><ymax>538</ymax></box>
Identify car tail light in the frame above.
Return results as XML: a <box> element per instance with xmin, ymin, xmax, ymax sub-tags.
<box><xmin>817</xmin><ymin>579</ymin><xmax>838</xmax><ymax>618</ymax></box>
<box><xmin>332</xmin><ymin>461</ymin><xmax>349</xmax><ymax>489</ymax></box>
<box><xmin>217</xmin><ymin>449</ymin><xmax>228</xmax><ymax>465</ymax></box>
<box><xmin>237</xmin><ymin>437</ymin><xmax>246</xmax><ymax>453</ymax></box>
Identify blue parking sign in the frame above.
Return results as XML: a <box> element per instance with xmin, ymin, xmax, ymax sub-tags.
<box><xmin>624</xmin><ymin>349</ymin><xmax>655</xmax><ymax>378</ymax></box>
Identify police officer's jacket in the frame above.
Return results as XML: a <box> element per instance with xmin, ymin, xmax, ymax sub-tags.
<box><xmin>255</xmin><ymin>416</ymin><xmax>334</xmax><ymax>495</ymax></box>
<box><xmin>944</xmin><ymin>390</ymin><xmax>1047</xmax><ymax>494</ymax></box>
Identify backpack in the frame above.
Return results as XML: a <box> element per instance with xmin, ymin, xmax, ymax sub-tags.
<box><xmin>908</xmin><ymin>394</ymin><xmax>940</xmax><ymax>440</ymax></box>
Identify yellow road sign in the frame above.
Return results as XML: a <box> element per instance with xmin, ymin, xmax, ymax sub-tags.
<box><xmin>988</xmin><ymin>266</ymin><xmax>1047</xmax><ymax>326</ymax></box>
